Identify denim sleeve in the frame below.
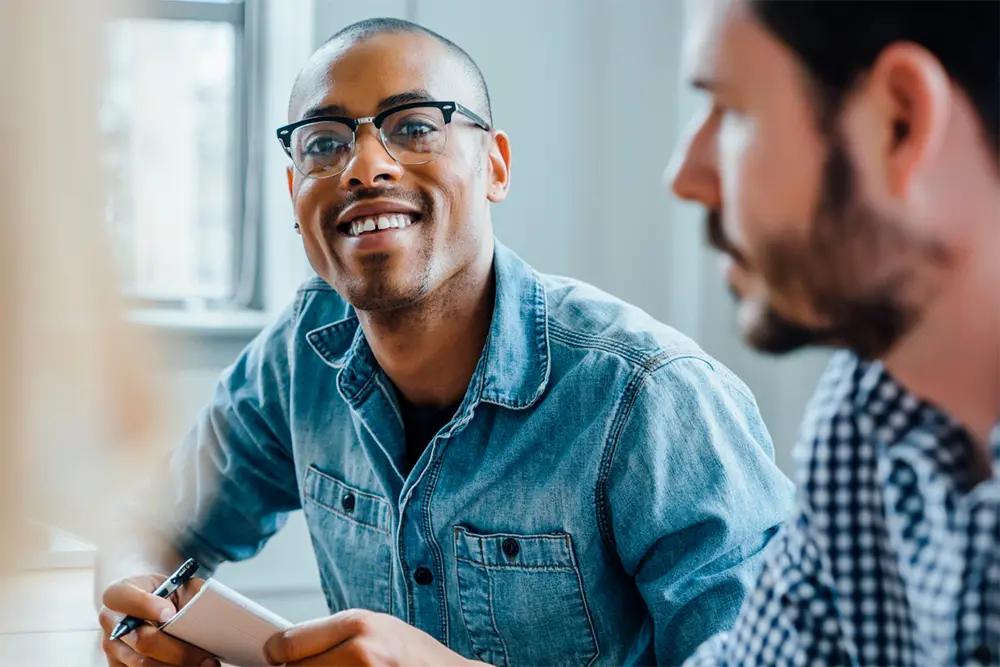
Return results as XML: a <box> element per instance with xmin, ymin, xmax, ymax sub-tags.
<box><xmin>148</xmin><ymin>303</ymin><xmax>302</xmax><ymax>571</ymax></box>
<box><xmin>604</xmin><ymin>355</ymin><xmax>795</xmax><ymax>665</ymax></box>
<box><xmin>682</xmin><ymin>527</ymin><xmax>811</xmax><ymax>667</ymax></box>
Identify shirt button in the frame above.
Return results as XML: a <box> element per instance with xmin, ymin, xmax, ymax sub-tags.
<box><xmin>414</xmin><ymin>567</ymin><xmax>434</xmax><ymax>586</ymax></box>
<box><xmin>972</xmin><ymin>644</ymin><xmax>994</xmax><ymax>665</ymax></box>
<box><xmin>341</xmin><ymin>492</ymin><xmax>356</xmax><ymax>513</ymax></box>
<box><xmin>502</xmin><ymin>538</ymin><xmax>520</xmax><ymax>559</ymax></box>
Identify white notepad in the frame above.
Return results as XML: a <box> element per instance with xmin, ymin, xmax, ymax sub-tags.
<box><xmin>160</xmin><ymin>578</ymin><xmax>292</xmax><ymax>667</ymax></box>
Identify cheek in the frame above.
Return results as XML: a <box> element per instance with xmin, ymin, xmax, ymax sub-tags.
<box><xmin>424</xmin><ymin>159</ymin><xmax>481</xmax><ymax>231</ymax></box>
<box><xmin>293</xmin><ymin>178</ymin><xmax>324</xmax><ymax>227</ymax></box>
<box><xmin>718</xmin><ymin>114</ymin><xmax>781</xmax><ymax>263</ymax></box>
<box><xmin>718</xmin><ymin>114</ymin><xmax>754</xmax><ymax>249</ymax></box>
<box><xmin>719</xmin><ymin>111</ymin><xmax>826</xmax><ymax>260</ymax></box>
<box><xmin>290</xmin><ymin>178</ymin><xmax>341</xmax><ymax>271</ymax></box>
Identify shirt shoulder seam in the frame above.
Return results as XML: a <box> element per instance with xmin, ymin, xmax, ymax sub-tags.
<box><xmin>548</xmin><ymin>320</ymin><xmax>703</xmax><ymax>371</ymax></box>
<box><xmin>594</xmin><ymin>354</ymin><xmax>703</xmax><ymax>551</ymax></box>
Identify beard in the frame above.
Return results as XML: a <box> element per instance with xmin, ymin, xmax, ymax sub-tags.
<box><xmin>711</xmin><ymin>135</ymin><xmax>951</xmax><ymax>359</ymax></box>
<box><xmin>318</xmin><ymin>186</ymin><xmax>437</xmax><ymax>313</ymax></box>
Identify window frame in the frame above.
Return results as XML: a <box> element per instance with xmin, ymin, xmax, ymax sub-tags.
<box><xmin>106</xmin><ymin>0</ymin><xmax>262</xmax><ymax>311</ymax></box>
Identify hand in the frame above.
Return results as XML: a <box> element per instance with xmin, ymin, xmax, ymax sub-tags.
<box><xmin>264</xmin><ymin>609</ymin><xmax>486</xmax><ymax>666</ymax></box>
<box><xmin>99</xmin><ymin>573</ymin><xmax>220</xmax><ymax>667</ymax></box>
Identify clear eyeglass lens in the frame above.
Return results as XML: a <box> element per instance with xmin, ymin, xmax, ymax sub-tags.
<box><xmin>291</xmin><ymin>120</ymin><xmax>354</xmax><ymax>176</ymax></box>
<box><xmin>380</xmin><ymin>107</ymin><xmax>447</xmax><ymax>164</ymax></box>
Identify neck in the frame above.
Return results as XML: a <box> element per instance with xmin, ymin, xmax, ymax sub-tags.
<box><xmin>884</xmin><ymin>213</ymin><xmax>1000</xmax><ymax>453</ymax></box>
<box><xmin>357</xmin><ymin>242</ymin><xmax>496</xmax><ymax>407</ymax></box>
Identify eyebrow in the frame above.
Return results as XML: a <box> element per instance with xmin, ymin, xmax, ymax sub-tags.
<box><xmin>376</xmin><ymin>89</ymin><xmax>434</xmax><ymax>111</ymax></box>
<box><xmin>300</xmin><ymin>89</ymin><xmax>435</xmax><ymax>121</ymax></box>
<box><xmin>301</xmin><ymin>103</ymin><xmax>349</xmax><ymax>120</ymax></box>
<box><xmin>691</xmin><ymin>77</ymin><xmax>720</xmax><ymax>93</ymax></box>
<box><xmin>690</xmin><ymin>77</ymin><xmax>736</xmax><ymax>97</ymax></box>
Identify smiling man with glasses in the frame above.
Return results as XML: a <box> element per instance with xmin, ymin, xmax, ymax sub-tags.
<box><xmin>97</xmin><ymin>18</ymin><xmax>793</xmax><ymax>667</ymax></box>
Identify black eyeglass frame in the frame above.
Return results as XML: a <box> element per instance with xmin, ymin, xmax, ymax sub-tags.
<box><xmin>276</xmin><ymin>100</ymin><xmax>490</xmax><ymax>159</ymax></box>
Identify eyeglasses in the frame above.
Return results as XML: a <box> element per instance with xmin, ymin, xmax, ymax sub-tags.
<box><xmin>276</xmin><ymin>100</ymin><xmax>491</xmax><ymax>179</ymax></box>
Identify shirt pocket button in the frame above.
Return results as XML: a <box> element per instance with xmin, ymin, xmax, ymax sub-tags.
<box><xmin>341</xmin><ymin>492</ymin><xmax>356</xmax><ymax>513</ymax></box>
<box><xmin>414</xmin><ymin>567</ymin><xmax>434</xmax><ymax>586</ymax></box>
<box><xmin>502</xmin><ymin>538</ymin><xmax>520</xmax><ymax>559</ymax></box>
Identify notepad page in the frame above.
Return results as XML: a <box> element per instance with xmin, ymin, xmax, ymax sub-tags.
<box><xmin>160</xmin><ymin>578</ymin><xmax>292</xmax><ymax>666</ymax></box>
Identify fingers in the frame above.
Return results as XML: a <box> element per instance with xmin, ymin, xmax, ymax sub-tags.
<box><xmin>101</xmin><ymin>575</ymin><xmax>176</xmax><ymax>625</ymax></box>
<box><xmin>125</xmin><ymin>624</ymin><xmax>220</xmax><ymax>666</ymax></box>
<box><xmin>99</xmin><ymin>580</ymin><xmax>220</xmax><ymax>667</ymax></box>
<box><xmin>173</xmin><ymin>577</ymin><xmax>206</xmax><ymax>609</ymax></box>
<box><xmin>102</xmin><ymin>627</ymin><xmax>220</xmax><ymax>667</ymax></box>
<box><xmin>103</xmin><ymin>636</ymin><xmax>219</xmax><ymax>667</ymax></box>
<box><xmin>285</xmin><ymin>639</ymin><xmax>374</xmax><ymax>667</ymax></box>
<box><xmin>287</xmin><ymin>653</ymin><xmax>346</xmax><ymax>666</ymax></box>
<box><xmin>265</xmin><ymin>610</ymin><xmax>373</xmax><ymax>665</ymax></box>
<box><xmin>102</xmin><ymin>635</ymin><xmax>172</xmax><ymax>667</ymax></box>
<box><xmin>105</xmin><ymin>645</ymin><xmax>125</xmax><ymax>667</ymax></box>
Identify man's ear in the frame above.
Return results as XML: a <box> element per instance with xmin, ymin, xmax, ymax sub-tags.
<box><xmin>486</xmin><ymin>130</ymin><xmax>511</xmax><ymax>203</ymax></box>
<box><xmin>868</xmin><ymin>42</ymin><xmax>951</xmax><ymax>198</ymax></box>
<box><xmin>287</xmin><ymin>167</ymin><xmax>302</xmax><ymax>233</ymax></box>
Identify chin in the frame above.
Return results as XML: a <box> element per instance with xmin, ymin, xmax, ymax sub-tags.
<box><xmin>344</xmin><ymin>287</ymin><xmax>421</xmax><ymax>313</ymax></box>
<box><xmin>738</xmin><ymin>299</ymin><xmax>826</xmax><ymax>356</ymax></box>
<box><xmin>340</xmin><ymin>273</ymin><xmax>432</xmax><ymax>313</ymax></box>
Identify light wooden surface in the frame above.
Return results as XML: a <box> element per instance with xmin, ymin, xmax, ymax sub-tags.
<box><xmin>0</xmin><ymin>568</ymin><xmax>256</xmax><ymax>666</ymax></box>
<box><xmin>0</xmin><ymin>568</ymin><xmax>103</xmax><ymax>667</ymax></box>
<box><xmin>0</xmin><ymin>630</ymin><xmax>104</xmax><ymax>667</ymax></box>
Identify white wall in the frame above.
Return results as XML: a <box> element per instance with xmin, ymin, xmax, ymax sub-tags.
<box><xmin>160</xmin><ymin>0</ymin><xmax>831</xmax><ymax>616</ymax></box>
<box><xmin>408</xmin><ymin>0</ymin><xmax>831</xmax><ymax>470</ymax></box>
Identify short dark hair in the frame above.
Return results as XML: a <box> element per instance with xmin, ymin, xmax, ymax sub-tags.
<box><xmin>751</xmin><ymin>0</ymin><xmax>999</xmax><ymax>160</ymax></box>
<box><xmin>325</xmin><ymin>17</ymin><xmax>493</xmax><ymax>125</ymax></box>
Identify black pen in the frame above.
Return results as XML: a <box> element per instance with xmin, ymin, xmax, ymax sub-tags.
<box><xmin>110</xmin><ymin>558</ymin><xmax>200</xmax><ymax>641</ymax></box>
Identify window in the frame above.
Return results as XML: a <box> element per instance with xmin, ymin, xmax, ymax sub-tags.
<box><xmin>102</xmin><ymin>0</ymin><xmax>259</xmax><ymax>308</ymax></box>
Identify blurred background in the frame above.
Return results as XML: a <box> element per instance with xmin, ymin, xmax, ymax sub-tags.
<box><xmin>2</xmin><ymin>0</ymin><xmax>832</xmax><ymax>656</ymax></box>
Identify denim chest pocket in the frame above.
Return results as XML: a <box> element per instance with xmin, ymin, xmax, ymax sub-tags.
<box><xmin>454</xmin><ymin>526</ymin><xmax>599</xmax><ymax>667</ymax></box>
<box><xmin>303</xmin><ymin>466</ymin><xmax>393</xmax><ymax>614</ymax></box>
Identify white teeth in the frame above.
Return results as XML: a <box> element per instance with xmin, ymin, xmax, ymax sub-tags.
<box><xmin>346</xmin><ymin>213</ymin><xmax>417</xmax><ymax>236</ymax></box>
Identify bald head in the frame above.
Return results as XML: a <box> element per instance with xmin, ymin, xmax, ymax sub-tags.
<box><xmin>289</xmin><ymin>18</ymin><xmax>492</xmax><ymax>125</ymax></box>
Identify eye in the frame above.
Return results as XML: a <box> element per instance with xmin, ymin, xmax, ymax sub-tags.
<box><xmin>304</xmin><ymin>135</ymin><xmax>344</xmax><ymax>156</ymax></box>
<box><xmin>392</xmin><ymin>119</ymin><xmax>439</xmax><ymax>138</ymax></box>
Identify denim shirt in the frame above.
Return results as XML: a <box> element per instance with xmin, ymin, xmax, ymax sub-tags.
<box><xmin>161</xmin><ymin>241</ymin><xmax>794</xmax><ymax>666</ymax></box>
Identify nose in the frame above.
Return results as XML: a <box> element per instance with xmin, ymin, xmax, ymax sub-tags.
<box><xmin>666</xmin><ymin>109</ymin><xmax>721</xmax><ymax>210</ymax></box>
<box><xmin>339</xmin><ymin>124</ymin><xmax>404</xmax><ymax>190</ymax></box>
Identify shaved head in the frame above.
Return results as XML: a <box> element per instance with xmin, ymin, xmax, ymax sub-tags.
<box><xmin>289</xmin><ymin>17</ymin><xmax>492</xmax><ymax>125</ymax></box>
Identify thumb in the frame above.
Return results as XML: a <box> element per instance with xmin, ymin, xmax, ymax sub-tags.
<box><xmin>102</xmin><ymin>574</ymin><xmax>176</xmax><ymax>624</ymax></box>
<box><xmin>265</xmin><ymin>610</ymin><xmax>371</xmax><ymax>665</ymax></box>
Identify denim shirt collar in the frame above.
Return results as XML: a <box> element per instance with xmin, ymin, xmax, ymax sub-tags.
<box><xmin>305</xmin><ymin>240</ymin><xmax>551</xmax><ymax>412</ymax></box>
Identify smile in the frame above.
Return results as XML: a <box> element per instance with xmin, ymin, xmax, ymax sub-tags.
<box><xmin>343</xmin><ymin>213</ymin><xmax>419</xmax><ymax>237</ymax></box>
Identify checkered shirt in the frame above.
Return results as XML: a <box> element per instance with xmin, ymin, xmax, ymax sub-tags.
<box><xmin>685</xmin><ymin>352</ymin><xmax>1000</xmax><ymax>667</ymax></box>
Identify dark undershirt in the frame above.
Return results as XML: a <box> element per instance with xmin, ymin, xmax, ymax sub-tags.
<box><xmin>394</xmin><ymin>387</ymin><xmax>459</xmax><ymax>475</ymax></box>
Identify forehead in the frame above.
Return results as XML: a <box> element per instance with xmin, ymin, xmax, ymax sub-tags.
<box><xmin>289</xmin><ymin>32</ymin><xmax>474</xmax><ymax>121</ymax></box>
<box><xmin>681</xmin><ymin>0</ymin><xmax>785</xmax><ymax>89</ymax></box>
<box><xmin>681</xmin><ymin>0</ymin><xmax>732</xmax><ymax>82</ymax></box>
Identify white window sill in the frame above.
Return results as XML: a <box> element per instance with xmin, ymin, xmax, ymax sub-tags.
<box><xmin>128</xmin><ymin>308</ymin><xmax>272</xmax><ymax>338</ymax></box>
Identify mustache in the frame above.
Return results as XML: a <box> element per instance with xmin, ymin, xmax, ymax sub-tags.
<box><xmin>321</xmin><ymin>187</ymin><xmax>430</xmax><ymax>232</ymax></box>
<box><xmin>705</xmin><ymin>210</ymin><xmax>749</xmax><ymax>267</ymax></box>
